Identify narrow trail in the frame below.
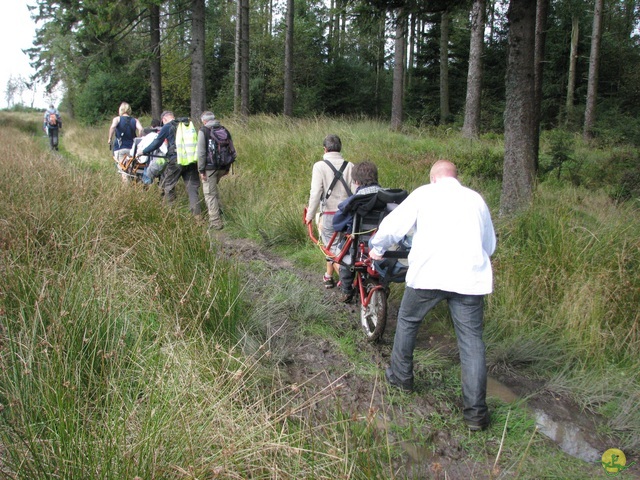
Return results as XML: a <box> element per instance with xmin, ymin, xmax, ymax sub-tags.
<box><xmin>210</xmin><ymin>231</ymin><xmax>625</xmax><ymax>479</ymax></box>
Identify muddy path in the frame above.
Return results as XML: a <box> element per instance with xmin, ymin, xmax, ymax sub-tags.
<box><xmin>214</xmin><ymin>232</ymin><xmax>633</xmax><ymax>479</ymax></box>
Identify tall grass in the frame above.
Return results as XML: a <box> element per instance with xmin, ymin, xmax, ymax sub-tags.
<box><xmin>0</xmin><ymin>116</ymin><xmax>394</xmax><ymax>478</ymax></box>
<box><xmin>2</xmin><ymin>111</ymin><xmax>639</xmax><ymax>475</ymax></box>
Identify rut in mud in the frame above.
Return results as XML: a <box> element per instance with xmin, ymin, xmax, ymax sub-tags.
<box><xmin>213</xmin><ymin>231</ymin><xmax>633</xmax><ymax>479</ymax></box>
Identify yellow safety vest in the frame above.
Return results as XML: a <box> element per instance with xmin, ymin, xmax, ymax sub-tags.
<box><xmin>175</xmin><ymin>121</ymin><xmax>198</xmax><ymax>166</ymax></box>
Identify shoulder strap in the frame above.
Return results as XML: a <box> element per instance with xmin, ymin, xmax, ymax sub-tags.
<box><xmin>323</xmin><ymin>160</ymin><xmax>352</xmax><ymax>201</ymax></box>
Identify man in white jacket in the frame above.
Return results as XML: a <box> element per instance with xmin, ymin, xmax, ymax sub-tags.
<box><xmin>305</xmin><ymin>134</ymin><xmax>354</xmax><ymax>288</ymax></box>
<box><xmin>370</xmin><ymin>159</ymin><xmax>496</xmax><ymax>431</ymax></box>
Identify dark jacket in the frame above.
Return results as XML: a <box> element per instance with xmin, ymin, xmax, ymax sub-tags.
<box><xmin>142</xmin><ymin>121</ymin><xmax>177</xmax><ymax>160</ymax></box>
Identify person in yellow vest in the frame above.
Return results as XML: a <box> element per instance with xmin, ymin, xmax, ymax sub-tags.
<box><xmin>140</xmin><ymin>111</ymin><xmax>202</xmax><ymax>216</ymax></box>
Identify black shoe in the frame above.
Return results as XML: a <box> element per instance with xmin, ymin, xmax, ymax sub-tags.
<box><xmin>466</xmin><ymin>416</ymin><xmax>490</xmax><ymax>432</ymax></box>
<box><xmin>339</xmin><ymin>290</ymin><xmax>354</xmax><ymax>303</ymax></box>
<box><xmin>385</xmin><ymin>367</ymin><xmax>413</xmax><ymax>393</ymax></box>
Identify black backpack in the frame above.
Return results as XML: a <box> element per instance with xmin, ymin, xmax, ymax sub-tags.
<box><xmin>203</xmin><ymin>125</ymin><xmax>236</xmax><ymax>169</ymax></box>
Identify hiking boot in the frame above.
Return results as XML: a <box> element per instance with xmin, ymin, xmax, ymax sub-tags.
<box><xmin>323</xmin><ymin>274</ymin><xmax>335</xmax><ymax>289</ymax></box>
<box><xmin>466</xmin><ymin>415</ymin><xmax>490</xmax><ymax>432</ymax></box>
<box><xmin>385</xmin><ymin>367</ymin><xmax>413</xmax><ymax>393</ymax></box>
<box><xmin>339</xmin><ymin>290</ymin><xmax>354</xmax><ymax>303</ymax></box>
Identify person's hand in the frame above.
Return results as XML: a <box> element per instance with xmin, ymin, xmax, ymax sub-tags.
<box><xmin>369</xmin><ymin>250</ymin><xmax>384</xmax><ymax>261</ymax></box>
<box><xmin>199</xmin><ymin>173</ymin><xmax>207</xmax><ymax>182</ymax></box>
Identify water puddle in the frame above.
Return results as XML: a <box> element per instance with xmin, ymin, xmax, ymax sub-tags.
<box><xmin>533</xmin><ymin>409</ymin><xmax>601</xmax><ymax>462</ymax></box>
<box><xmin>487</xmin><ymin>376</ymin><xmax>601</xmax><ymax>462</ymax></box>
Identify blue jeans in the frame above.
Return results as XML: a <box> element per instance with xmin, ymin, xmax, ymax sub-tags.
<box><xmin>389</xmin><ymin>287</ymin><xmax>488</xmax><ymax>426</ymax></box>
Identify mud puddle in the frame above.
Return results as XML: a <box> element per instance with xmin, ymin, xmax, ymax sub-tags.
<box><xmin>487</xmin><ymin>377</ymin><xmax>602</xmax><ymax>462</ymax></box>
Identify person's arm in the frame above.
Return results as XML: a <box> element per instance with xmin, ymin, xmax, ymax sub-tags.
<box><xmin>107</xmin><ymin>117</ymin><xmax>118</xmax><ymax>145</ymax></box>
<box><xmin>480</xmin><ymin>203</ymin><xmax>497</xmax><ymax>256</ymax></box>
<box><xmin>369</xmin><ymin>192</ymin><xmax>419</xmax><ymax>259</ymax></box>
<box><xmin>135</xmin><ymin>118</ymin><xmax>144</xmax><ymax>137</ymax></box>
<box><xmin>305</xmin><ymin>163</ymin><xmax>324</xmax><ymax>224</ymax></box>
<box><xmin>196</xmin><ymin>129</ymin><xmax>207</xmax><ymax>179</ymax></box>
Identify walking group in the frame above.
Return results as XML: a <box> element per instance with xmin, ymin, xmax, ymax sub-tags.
<box><xmin>106</xmin><ymin>102</ymin><xmax>237</xmax><ymax>234</ymax></box>
<box><xmin>305</xmin><ymin>134</ymin><xmax>497</xmax><ymax>432</ymax></box>
<box><xmin>101</xmin><ymin>105</ymin><xmax>497</xmax><ymax>432</ymax></box>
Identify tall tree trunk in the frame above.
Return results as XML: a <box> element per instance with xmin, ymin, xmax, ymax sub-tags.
<box><xmin>407</xmin><ymin>13</ymin><xmax>415</xmax><ymax>92</ymax></box>
<box><xmin>375</xmin><ymin>12</ymin><xmax>386</xmax><ymax>116</ymax></box>
<box><xmin>328</xmin><ymin>0</ymin><xmax>335</xmax><ymax>63</ymax></box>
<box><xmin>283</xmin><ymin>0</ymin><xmax>294</xmax><ymax>116</ymax></box>
<box><xmin>149</xmin><ymin>2</ymin><xmax>162</xmax><ymax>121</ymax></box>
<box><xmin>488</xmin><ymin>0</ymin><xmax>496</xmax><ymax>47</ymax></box>
<box><xmin>235</xmin><ymin>0</ymin><xmax>250</xmax><ymax>117</ymax></box>
<box><xmin>533</xmin><ymin>0</ymin><xmax>549</xmax><ymax>169</ymax></box>
<box><xmin>500</xmin><ymin>0</ymin><xmax>537</xmax><ymax>216</ymax></box>
<box><xmin>565</xmin><ymin>15</ymin><xmax>579</xmax><ymax>123</ymax></box>
<box><xmin>462</xmin><ymin>0</ymin><xmax>486</xmax><ymax>138</ymax></box>
<box><xmin>190</xmin><ymin>0</ymin><xmax>206</xmax><ymax>122</ymax></box>
<box><xmin>234</xmin><ymin>0</ymin><xmax>241</xmax><ymax>114</ymax></box>
<box><xmin>240</xmin><ymin>0</ymin><xmax>250</xmax><ymax>117</ymax></box>
<box><xmin>584</xmin><ymin>0</ymin><xmax>604</xmax><ymax>141</ymax></box>
<box><xmin>439</xmin><ymin>11</ymin><xmax>450</xmax><ymax>124</ymax></box>
<box><xmin>269</xmin><ymin>0</ymin><xmax>274</xmax><ymax>36</ymax></box>
<box><xmin>391</xmin><ymin>8</ymin><xmax>407</xmax><ymax>131</ymax></box>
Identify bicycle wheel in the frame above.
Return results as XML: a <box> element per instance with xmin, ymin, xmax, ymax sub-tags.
<box><xmin>360</xmin><ymin>279</ymin><xmax>387</xmax><ymax>342</ymax></box>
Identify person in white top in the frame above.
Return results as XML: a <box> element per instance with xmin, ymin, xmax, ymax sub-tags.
<box><xmin>369</xmin><ymin>159</ymin><xmax>496</xmax><ymax>431</ymax></box>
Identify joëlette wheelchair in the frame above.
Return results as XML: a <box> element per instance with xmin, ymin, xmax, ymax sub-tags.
<box><xmin>305</xmin><ymin>189</ymin><xmax>409</xmax><ymax>342</ymax></box>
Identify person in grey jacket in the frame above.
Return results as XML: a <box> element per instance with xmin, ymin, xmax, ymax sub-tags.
<box><xmin>305</xmin><ymin>134</ymin><xmax>354</xmax><ymax>288</ymax></box>
<box><xmin>197</xmin><ymin>111</ymin><xmax>236</xmax><ymax>231</ymax></box>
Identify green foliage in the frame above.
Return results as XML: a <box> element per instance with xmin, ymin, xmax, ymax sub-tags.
<box><xmin>539</xmin><ymin>129</ymin><xmax>579</xmax><ymax>183</ymax></box>
<box><xmin>594</xmin><ymin>149</ymin><xmax>640</xmax><ymax>203</ymax></box>
<box><xmin>75</xmin><ymin>71</ymin><xmax>150</xmax><ymax>123</ymax></box>
<box><xmin>590</xmin><ymin>100</ymin><xmax>640</xmax><ymax>147</ymax></box>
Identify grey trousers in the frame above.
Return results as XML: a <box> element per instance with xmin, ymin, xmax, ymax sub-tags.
<box><xmin>389</xmin><ymin>287</ymin><xmax>489</xmax><ymax>427</ymax></box>
<box><xmin>202</xmin><ymin>168</ymin><xmax>228</xmax><ymax>229</ymax></box>
<box><xmin>162</xmin><ymin>161</ymin><xmax>201</xmax><ymax>216</ymax></box>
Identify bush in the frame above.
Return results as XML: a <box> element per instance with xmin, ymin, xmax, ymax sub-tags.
<box><xmin>539</xmin><ymin>129</ymin><xmax>581</xmax><ymax>184</ymax></box>
<box><xmin>75</xmin><ymin>71</ymin><xmax>150</xmax><ymax>124</ymax></box>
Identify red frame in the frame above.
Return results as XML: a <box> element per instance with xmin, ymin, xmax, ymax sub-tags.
<box><xmin>304</xmin><ymin>208</ymin><xmax>384</xmax><ymax>309</ymax></box>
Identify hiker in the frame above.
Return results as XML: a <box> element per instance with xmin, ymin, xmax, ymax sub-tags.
<box><xmin>332</xmin><ymin>160</ymin><xmax>383</xmax><ymax>302</ymax></box>
<box><xmin>107</xmin><ymin>102</ymin><xmax>144</xmax><ymax>180</ymax></box>
<box><xmin>43</xmin><ymin>104</ymin><xmax>62</xmax><ymax>151</ymax></box>
<box><xmin>139</xmin><ymin>111</ymin><xmax>201</xmax><ymax>217</ymax></box>
<box><xmin>305</xmin><ymin>134</ymin><xmax>354</xmax><ymax>289</ymax></box>
<box><xmin>197</xmin><ymin>111</ymin><xmax>237</xmax><ymax>232</ymax></box>
<box><xmin>369</xmin><ymin>160</ymin><xmax>496</xmax><ymax>432</ymax></box>
<box><xmin>143</xmin><ymin>118</ymin><xmax>162</xmax><ymax>135</ymax></box>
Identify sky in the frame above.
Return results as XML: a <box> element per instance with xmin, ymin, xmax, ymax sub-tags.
<box><xmin>0</xmin><ymin>2</ymin><xmax>57</xmax><ymax>109</ymax></box>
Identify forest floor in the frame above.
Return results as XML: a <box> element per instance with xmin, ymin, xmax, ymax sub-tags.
<box><xmin>211</xmin><ymin>231</ymin><xmax>637</xmax><ymax>479</ymax></box>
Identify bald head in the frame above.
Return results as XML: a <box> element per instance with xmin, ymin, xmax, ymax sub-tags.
<box><xmin>430</xmin><ymin>160</ymin><xmax>457</xmax><ymax>184</ymax></box>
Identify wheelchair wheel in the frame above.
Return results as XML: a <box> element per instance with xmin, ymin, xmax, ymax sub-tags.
<box><xmin>360</xmin><ymin>279</ymin><xmax>387</xmax><ymax>342</ymax></box>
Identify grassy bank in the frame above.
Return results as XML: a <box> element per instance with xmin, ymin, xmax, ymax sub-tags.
<box><xmin>0</xmin><ymin>115</ymin><xmax>394</xmax><ymax>478</ymax></box>
<box><xmin>0</xmin><ymin>111</ymin><xmax>638</xmax><ymax>478</ymax></box>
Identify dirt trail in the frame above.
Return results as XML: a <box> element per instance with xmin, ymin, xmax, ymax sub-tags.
<box><xmin>214</xmin><ymin>232</ymin><xmax>634</xmax><ymax>479</ymax></box>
